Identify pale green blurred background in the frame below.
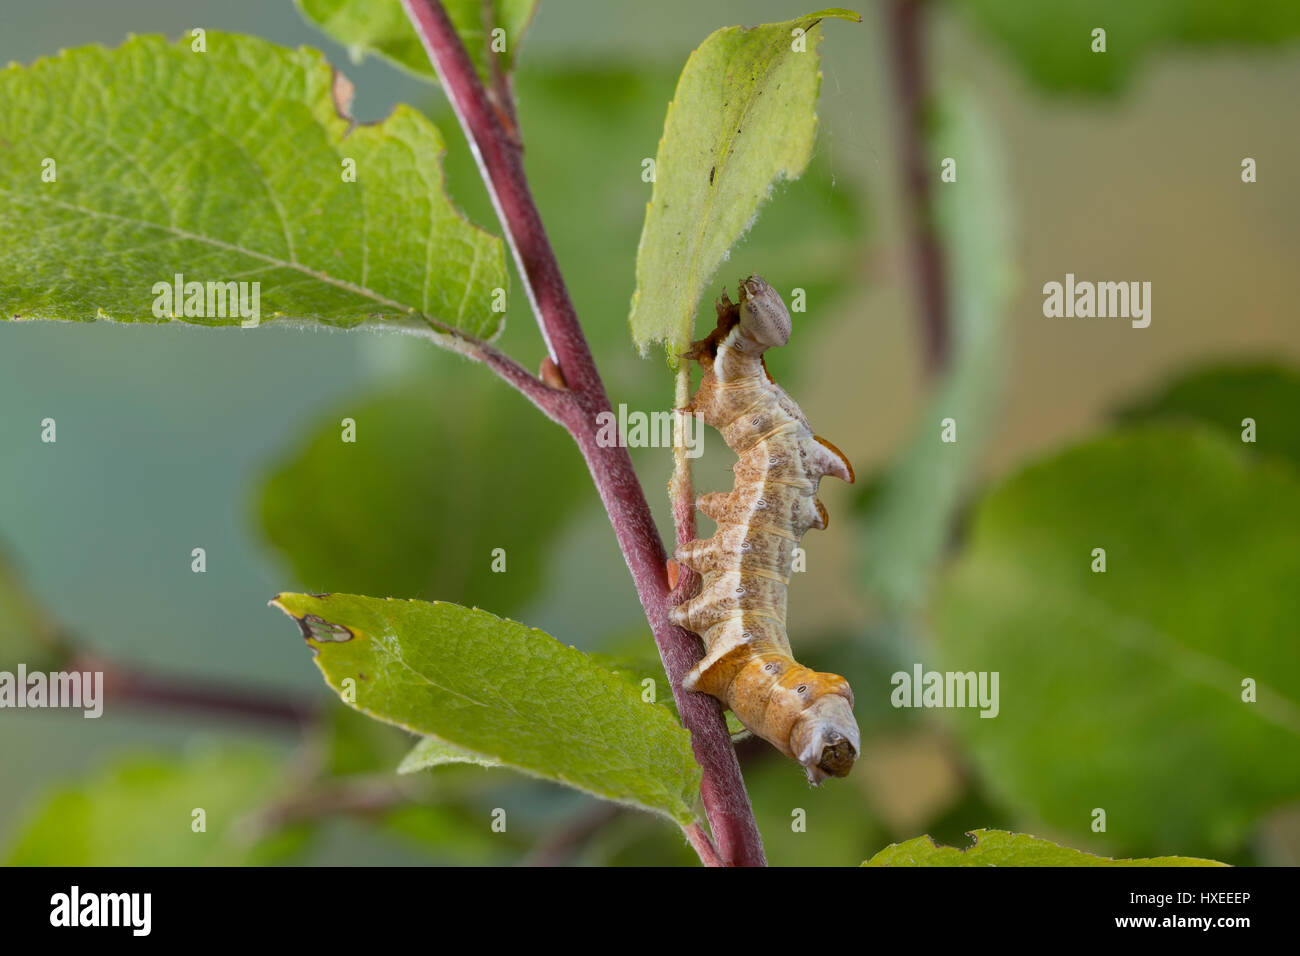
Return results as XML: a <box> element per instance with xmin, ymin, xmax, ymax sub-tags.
<box><xmin>1</xmin><ymin>0</ymin><xmax>1298</xmax><ymax>865</ymax></box>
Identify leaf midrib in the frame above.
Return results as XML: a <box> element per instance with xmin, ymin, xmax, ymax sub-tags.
<box><xmin>364</xmin><ymin>640</ymin><xmax>696</xmax><ymax>815</ymax></box>
<box><xmin>675</xmin><ymin>21</ymin><xmax>819</xmax><ymax>348</ymax></box>
<box><xmin>353</xmin><ymin>626</ymin><xmax>693</xmax><ymax>786</ymax></box>
<box><xmin>1</xmin><ymin>188</ymin><xmax>416</xmax><ymax>317</ymax></box>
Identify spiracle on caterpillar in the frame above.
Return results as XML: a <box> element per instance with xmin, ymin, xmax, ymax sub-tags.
<box><xmin>669</xmin><ymin>275</ymin><xmax>859</xmax><ymax>785</ymax></box>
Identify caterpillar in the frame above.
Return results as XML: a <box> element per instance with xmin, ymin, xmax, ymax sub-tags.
<box><xmin>669</xmin><ymin>276</ymin><xmax>860</xmax><ymax>784</ymax></box>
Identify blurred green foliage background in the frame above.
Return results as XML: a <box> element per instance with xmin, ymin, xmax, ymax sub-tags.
<box><xmin>1</xmin><ymin>0</ymin><xmax>1298</xmax><ymax>865</ymax></box>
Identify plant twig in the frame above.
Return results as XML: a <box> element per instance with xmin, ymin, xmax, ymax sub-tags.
<box><xmin>669</xmin><ymin>363</ymin><xmax>699</xmax><ymax>595</ymax></box>
<box><xmin>480</xmin><ymin>0</ymin><xmax>521</xmax><ymax>146</ymax></box>
<box><xmin>419</xmin><ymin>321</ymin><xmax>574</xmax><ymax>424</ymax></box>
<box><xmin>243</xmin><ymin>775</ymin><xmax>416</xmax><ymax>840</ymax></box>
<box><xmin>73</xmin><ymin>651</ymin><xmax>317</xmax><ymax>727</ymax></box>
<box><xmin>521</xmin><ymin>803</ymin><xmax>621</xmax><ymax>867</ymax></box>
<box><xmin>684</xmin><ymin>822</ymin><xmax>724</xmax><ymax>868</ymax></box>
<box><xmin>401</xmin><ymin>0</ymin><xmax>766</xmax><ymax>866</ymax></box>
<box><xmin>667</xmin><ymin>366</ymin><xmax>728</xmax><ymax>869</ymax></box>
<box><xmin>884</xmin><ymin>0</ymin><xmax>950</xmax><ymax>376</ymax></box>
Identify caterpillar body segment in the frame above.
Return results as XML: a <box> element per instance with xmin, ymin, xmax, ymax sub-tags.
<box><xmin>670</xmin><ymin>276</ymin><xmax>859</xmax><ymax>784</ymax></box>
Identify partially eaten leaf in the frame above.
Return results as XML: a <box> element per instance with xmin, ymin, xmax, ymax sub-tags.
<box><xmin>864</xmin><ymin>829</ymin><xmax>1227</xmax><ymax>866</ymax></box>
<box><xmin>0</xmin><ymin>33</ymin><xmax>507</xmax><ymax>345</ymax></box>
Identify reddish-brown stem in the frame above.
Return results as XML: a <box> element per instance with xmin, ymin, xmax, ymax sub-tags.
<box><xmin>246</xmin><ymin>775</ymin><xmax>416</xmax><ymax>839</ymax></box>
<box><xmin>401</xmin><ymin>0</ymin><xmax>765</xmax><ymax>866</ymax></box>
<box><xmin>684</xmin><ymin>822</ymin><xmax>725</xmax><ymax>868</ymax></box>
<box><xmin>884</xmin><ymin>0</ymin><xmax>950</xmax><ymax>376</ymax></box>
<box><xmin>72</xmin><ymin>652</ymin><xmax>317</xmax><ymax>727</ymax></box>
<box><xmin>427</xmin><ymin>324</ymin><xmax>573</xmax><ymax>424</ymax></box>
<box><xmin>481</xmin><ymin>0</ymin><xmax>522</xmax><ymax>145</ymax></box>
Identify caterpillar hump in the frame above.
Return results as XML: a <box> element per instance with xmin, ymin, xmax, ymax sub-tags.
<box><xmin>674</xmin><ymin>276</ymin><xmax>859</xmax><ymax>785</ymax></box>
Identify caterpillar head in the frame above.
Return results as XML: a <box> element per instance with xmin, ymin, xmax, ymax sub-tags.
<box><xmin>737</xmin><ymin>275</ymin><xmax>792</xmax><ymax>349</ymax></box>
<box><xmin>788</xmin><ymin>685</ymin><xmax>860</xmax><ymax>785</ymax></box>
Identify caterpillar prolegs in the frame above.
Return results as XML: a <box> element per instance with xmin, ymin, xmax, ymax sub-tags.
<box><xmin>669</xmin><ymin>276</ymin><xmax>860</xmax><ymax>784</ymax></box>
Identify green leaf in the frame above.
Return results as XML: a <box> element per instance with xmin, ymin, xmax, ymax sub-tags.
<box><xmin>0</xmin><ymin>542</ymin><xmax>71</xmax><ymax>672</ymax></box>
<box><xmin>3</xmin><ymin>744</ymin><xmax>307</xmax><ymax>865</ymax></box>
<box><xmin>627</xmin><ymin>9</ymin><xmax>861</xmax><ymax>359</ymax></box>
<box><xmin>864</xmin><ymin>829</ymin><xmax>1226</xmax><ymax>866</ymax></box>
<box><xmin>858</xmin><ymin>91</ymin><xmax>1015</xmax><ymax>614</ymax></box>
<box><xmin>398</xmin><ymin>735</ymin><xmax>502</xmax><ymax>773</ymax></box>
<box><xmin>587</xmin><ymin>648</ymin><xmax>668</xmax><ymax>697</ymax></box>
<box><xmin>1118</xmin><ymin>363</ymin><xmax>1300</xmax><ymax>470</ymax></box>
<box><xmin>934</xmin><ymin>427</ymin><xmax>1300</xmax><ymax>858</ymax></box>
<box><xmin>259</xmin><ymin>369</ymin><xmax>587</xmax><ymax>614</ymax></box>
<box><xmin>955</xmin><ymin>0</ymin><xmax>1300</xmax><ymax>95</ymax></box>
<box><xmin>272</xmin><ymin>593</ymin><xmax>702</xmax><ymax>824</ymax></box>
<box><xmin>296</xmin><ymin>0</ymin><xmax>538</xmax><ymax>84</ymax></box>
<box><xmin>0</xmin><ymin>32</ymin><xmax>506</xmax><ymax>344</ymax></box>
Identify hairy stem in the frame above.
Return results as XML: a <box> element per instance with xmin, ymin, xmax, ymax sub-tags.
<box><xmin>421</xmin><ymin>322</ymin><xmax>573</xmax><ymax>424</ymax></box>
<box><xmin>481</xmin><ymin>0</ymin><xmax>521</xmax><ymax>145</ymax></box>
<box><xmin>884</xmin><ymin>0</ymin><xmax>950</xmax><ymax>376</ymax></box>
<box><xmin>401</xmin><ymin>0</ymin><xmax>765</xmax><ymax>866</ymax></box>
<box><xmin>684</xmin><ymin>822</ymin><xmax>725</xmax><ymax>867</ymax></box>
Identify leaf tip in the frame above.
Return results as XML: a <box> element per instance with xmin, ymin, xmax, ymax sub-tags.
<box><xmin>810</xmin><ymin>7</ymin><xmax>863</xmax><ymax>24</ymax></box>
<box><xmin>270</xmin><ymin>593</ymin><xmax>355</xmax><ymax>647</ymax></box>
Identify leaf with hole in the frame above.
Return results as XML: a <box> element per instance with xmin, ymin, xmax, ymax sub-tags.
<box><xmin>864</xmin><ymin>829</ymin><xmax>1226</xmax><ymax>866</ymax></box>
<box><xmin>272</xmin><ymin>593</ymin><xmax>702</xmax><ymax>824</ymax></box>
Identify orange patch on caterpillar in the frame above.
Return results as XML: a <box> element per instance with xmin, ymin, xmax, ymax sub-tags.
<box><xmin>722</xmin><ymin>653</ymin><xmax>859</xmax><ymax>781</ymax></box>
<box><xmin>813</xmin><ymin>498</ymin><xmax>830</xmax><ymax>531</ymax></box>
